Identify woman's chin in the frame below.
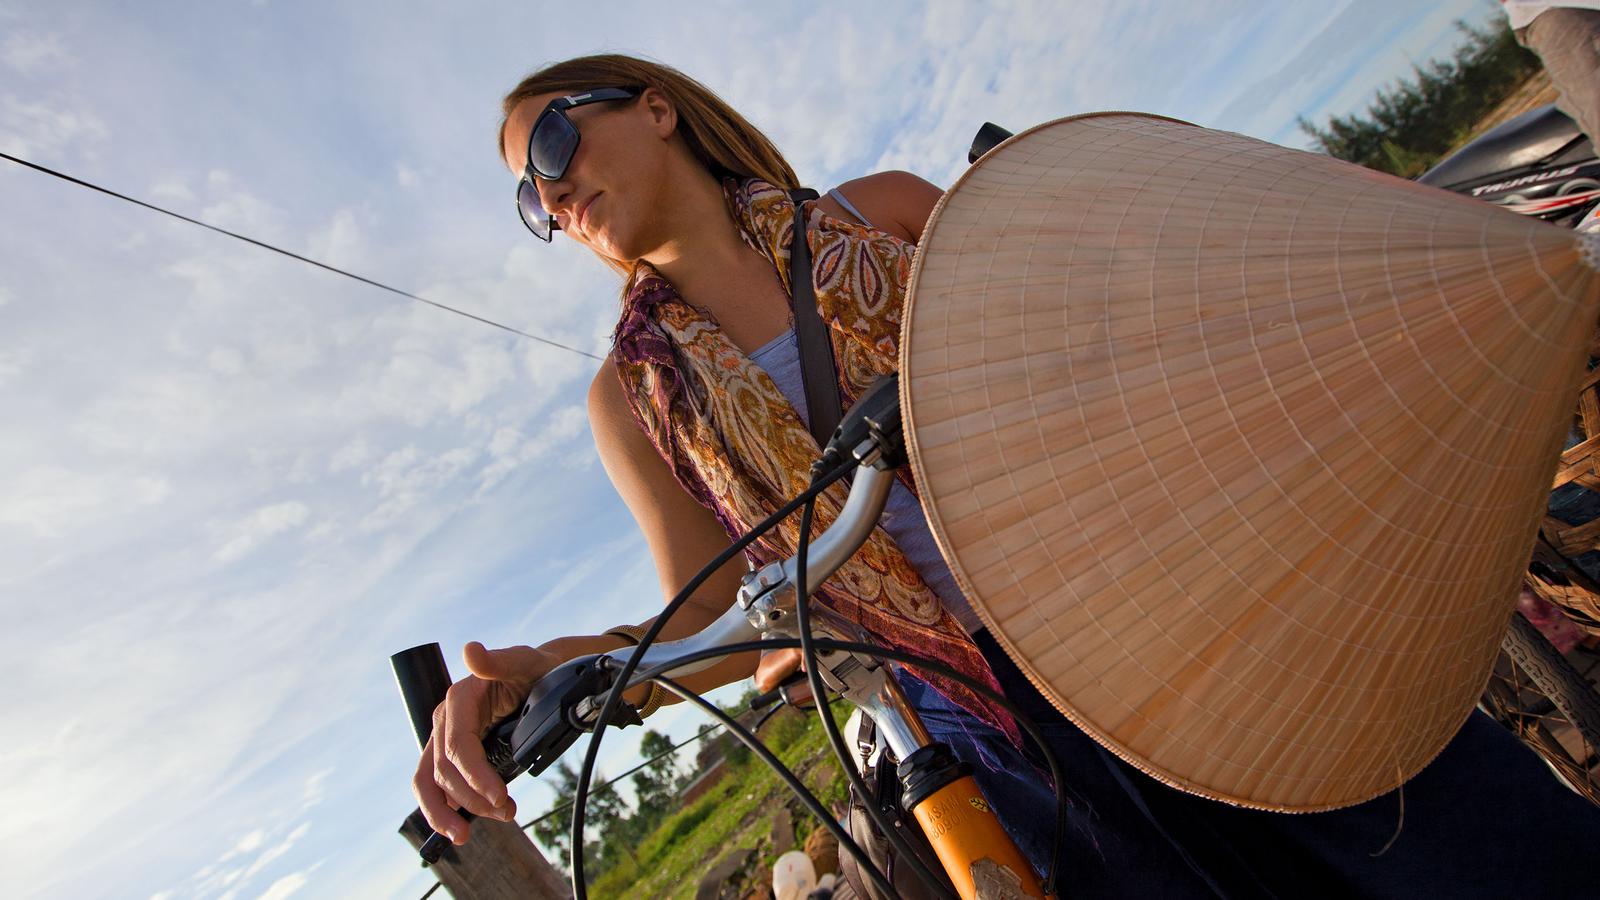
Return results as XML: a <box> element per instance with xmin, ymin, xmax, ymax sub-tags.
<box><xmin>592</xmin><ymin>231</ymin><xmax>650</xmax><ymax>264</ymax></box>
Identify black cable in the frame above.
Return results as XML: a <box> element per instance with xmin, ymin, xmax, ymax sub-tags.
<box><xmin>794</xmin><ymin>492</ymin><xmax>957</xmax><ymax>899</ymax></box>
<box><xmin>0</xmin><ymin>150</ymin><xmax>603</xmax><ymax>362</ymax></box>
<box><xmin>567</xmin><ymin>455</ymin><xmax>858</xmax><ymax>896</ymax></box>
<box><xmin>630</xmin><ymin>637</ymin><xmax>1068</xmax><ymax>897</ymax></box>
<box><xmin>648</xmin><ymin>672</ymin><xmax>901</xmax><ymax>900</ymax></box>
<box><xmin>749</xmin><ymin>702</ymin><xmax>784</xmax><ymax>734</ymax></box>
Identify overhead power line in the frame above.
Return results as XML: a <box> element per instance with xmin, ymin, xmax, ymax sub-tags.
<box><xmin>0</xmin><ymin>150</ymin><xmax>604</xmax><ymax>362</ymax></box>
<box><xmin>517</xmin><ymin>704</ymin><xmax>781</xmax><ymax>834</ymax></box>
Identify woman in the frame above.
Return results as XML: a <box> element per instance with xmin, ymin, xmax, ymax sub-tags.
<box><xmin>414</xmin><ymin>54</ymin><xmax>1600</xmax><ymax>897</ymax></box>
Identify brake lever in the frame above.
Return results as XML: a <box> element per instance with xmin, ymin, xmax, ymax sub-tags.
<box><xmin>416</xmin><ymin>653</ymin><xmax>644</xmax><ymax>865</ymax></box>
<box><xmin>503</xmin><ymin>654</ymin><xmax>644</xmax><ymax>775</ymax></box>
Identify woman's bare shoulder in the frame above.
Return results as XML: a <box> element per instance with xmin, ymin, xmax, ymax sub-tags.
<box><xmin>587</xmin><ymin>354</ymin><xmax>636</xmax><ymax>442</ymax></box>
<box><xmin>822</xmin><ymin>171</ymin><xmax>945</xmax><ymax>244</ymax></box>
<box><xmin>583</xmin><ymin>352</ymin><xmax>743</xmax><ymax>603</ymax></box>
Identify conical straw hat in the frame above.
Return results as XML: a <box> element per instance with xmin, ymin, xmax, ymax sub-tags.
<box><xmin>900</xmin><ymin>112</ymin><xmax>1600</xmax><ymax>811</ymax></box>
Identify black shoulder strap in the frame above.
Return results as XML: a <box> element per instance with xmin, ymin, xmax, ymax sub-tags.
<box><xmin>788</xmin><ymin>188</ymin><xmax>844</xmax><ymax>449</ymax></box>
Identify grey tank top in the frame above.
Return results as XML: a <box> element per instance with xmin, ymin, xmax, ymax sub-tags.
<box><xmin>748</xmin><ymin>188</ymin><xmax>983</xmax><ymax>634</ymax></box>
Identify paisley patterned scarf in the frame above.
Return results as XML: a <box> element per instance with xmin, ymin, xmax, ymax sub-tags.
<box><xmin>611</xmin><ymin>177</ymin><xmax>1018</xmax><ymax>745</ymax></box>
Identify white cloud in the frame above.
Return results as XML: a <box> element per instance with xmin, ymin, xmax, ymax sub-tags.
<box><xmin>256</xmin><ymin>865</ymin><xmax>317</xmax><ymax>900</ymax></box>
<box><xmin>0</xmin><ymin>347</ymin><xmax>30</xmax><ymax>385</ymax></box>
<box><xmin>0</xmin><ymin>93</ymin><xmax>108</xmax><ymax>159</ymax></box>
<box><xmin>300</xmin><ymin>768</ymin><xmax>332</xmax><ymax>808</ymax></box>
<box><xmin>395</xmin><ymin>162</ymin><xmax>419</xmax><ymax>188</ymax></box>
<box><xmin>1</xmin><ymin>31</ymin><xmax>71</xmax><ymax>75</ymax></box>
<box><xmin>476</xmin><ymin>405</ymin><xmax>587</xmax><ymax>495</ymax></box>
<box><xmin>149</xmin><ymin>175</ymin><xmax>195</xmax><ymax>203</ymax></box>
<box><xmin>168</xmin><ymin>817</ymin><xmax>314</xmax><ymax>900</ymax></box>
<box><xmin>214</xmin><ymin>501</ymin><xmax>310</xmax><ymax>563</ymax></box>
<box><xmin>350</xmin><ymin>335</ymin><xmax>518</xmax><ymax>427</ymax></box>
<box><xmin>198</xmin><ymin>170</ymin><xmax>284</xmax><ymax>235</ymax></box>
<box><xmin>73</xmin><ymin>371</ymin><xmax>225</xmax><ymax>457</ymax></box>
<box><xmin>242</xmin><ymin>822</ymin><xmax>309</xmax><ymax>881</ymax></box>
<box><xmin>0</xmin><ymin>284</ymin><xmax>12</xmax><ymax>307</ymax></box>
<box><xmin>228</xmin><ymin>830</ymin><xmax>266</xmax><ymax>859</ymax></box>
<box><xmin>307</xmin><ymin>207</ymin><xmax>367</xmax><ymax>268</ymax></box>
<box><xmin>360</xmin><ymin>444</ymin><xmax>480</xmax><ymax>529</ymax></box>
<box><xmin>0</xmin><ymin>466</ymin><xmax>171</xmax><ymax>538</ymax></box>
<box><xmin>208</xmin><ymin>346</ymin><xmax>245</xmax><ymax>376</ymax></box>
<box><xmin>253</xmin><ymin>334</ymin><xmax>322</xmax><ymax>375</ymax></box>
<box><xmin>328</xmin><ymin>436</ymin><xmax>372</xmax><ymax>473</ymax></box>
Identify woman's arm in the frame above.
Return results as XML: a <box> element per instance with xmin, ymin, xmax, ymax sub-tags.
<box><xmin>587</xmin><ymin>357</ymin><xmax>758</xmax><ymax>648</ymax></box>
<box><xmin>415</xmin><ymin>360</ymin><xmax>761</xmax><ymax>845</ymax></box>
<box><xmin>818</xmin><ymin>170</ymin><xmax>945</xmax><ymax>244</ymax></box>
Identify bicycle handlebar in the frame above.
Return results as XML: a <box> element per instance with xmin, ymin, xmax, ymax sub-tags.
<box><xmin>401</xmin><ymin>381</ymin><xmax>911</xmax><ymax>866</ymax></box>
<box><xmin>391</xmin><ymin>643</ymin><xmax>452</xmax><ymax>752</ymax></box>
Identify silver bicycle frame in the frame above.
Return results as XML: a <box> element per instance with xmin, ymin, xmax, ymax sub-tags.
<box><xmin>613</xmin><ymin>445</ymin><xmax>935</xmax><ymax>760</ymax></box>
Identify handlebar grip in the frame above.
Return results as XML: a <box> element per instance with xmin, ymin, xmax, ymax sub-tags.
<box><xmin>418</xmin><ymin>819</ymin><xmax>464</xmax><ymax>865</ymax></box>
<box><xmin>392</xmin><ymin>643</ymin><xmax>453</xmax><ymax>751</ymax></box>
<box><xmin>968</xmin><ymin>122</ymin><xmax>1014</xmax><ymax>165</ymax></box>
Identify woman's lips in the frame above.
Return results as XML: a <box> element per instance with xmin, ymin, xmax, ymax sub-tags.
<box><xmin>577</xmin><ymin>193</ymin><xmax>601</xmax><ymax>231</ymax></box>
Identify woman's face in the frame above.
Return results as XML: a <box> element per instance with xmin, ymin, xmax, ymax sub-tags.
<box><xmin>501</xmin><ymin>87</ymin><xmax>678</xmax><ymax>262</ymax></box>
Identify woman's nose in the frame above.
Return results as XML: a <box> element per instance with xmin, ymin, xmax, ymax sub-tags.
<box><xmin>536</xmin><ymin>177</ymin><xmax>575</xmax><ymax>222</ymax></box>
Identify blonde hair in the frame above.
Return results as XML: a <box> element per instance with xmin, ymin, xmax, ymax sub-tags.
<box><xmin>499</xmin><ymin>55</ymin><xmax>798</xmax><ymax>281</ymax></box>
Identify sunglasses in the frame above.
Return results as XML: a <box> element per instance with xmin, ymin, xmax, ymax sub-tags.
<box><xmin>516</xmin><ymin>87</ymin><xmax>641</xmax><ymax>242</ymax></box>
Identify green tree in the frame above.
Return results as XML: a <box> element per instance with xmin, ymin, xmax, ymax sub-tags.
<box><xmin>715</xmin><ymin>689</ymin><xmax>759</xmax><ymax>767</ymax></box>
<box><xmin>1299</xmin><ymin>17</ymin><xmax>1541</xmax><ymax>175</ymax></box>
<box><xmin>530</xmin><ymin>760</ymin><xmax>636</xmax><ymax>884</ymax></box>
<box><xmin>630</xmin><ymin>728</ymin><xmax>683</xmax><ymax>832</ymax></box>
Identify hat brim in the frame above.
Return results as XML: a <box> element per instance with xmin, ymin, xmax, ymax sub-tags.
<box><xmin>900</xmin><ymin>112</ymin><xmax>1600</xmax><ymax>810</ymax></box>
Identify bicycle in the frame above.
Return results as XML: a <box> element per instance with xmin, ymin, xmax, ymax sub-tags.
<box><xmin>399</xmin><ymin>373</ymin><xmax>1059</xmax><ymax>899</ymax></box>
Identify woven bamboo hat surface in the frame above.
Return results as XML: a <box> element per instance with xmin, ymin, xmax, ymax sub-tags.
<box><xmin>899</xmin><ymin>112</ymin><xmax>1600</xmax><ymax>812</ymax></box>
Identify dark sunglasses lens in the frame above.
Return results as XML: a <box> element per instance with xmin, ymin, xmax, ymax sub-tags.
<box><xmin>528</xmin><ymin>111</ymin><xmax>579</xmax><ymax>180</ymax></box>
<box><xmin>517</xmin><ymin>180</ymin><xmax>553</xmax><ymax>241</ymax></box>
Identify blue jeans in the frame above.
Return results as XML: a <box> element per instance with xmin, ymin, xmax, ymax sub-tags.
<box><xmin>898</xmin><ymin>629</ymin><xmax>1600</xmax><ymax>899</ymax></box>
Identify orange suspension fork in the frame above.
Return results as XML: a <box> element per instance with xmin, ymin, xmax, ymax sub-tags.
<box><xmin>899</xmin><ymin>743</ymin><xmax>1050</xmax><ymax>898</ymax></box>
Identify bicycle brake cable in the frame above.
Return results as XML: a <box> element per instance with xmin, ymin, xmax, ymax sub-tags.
<box><xmin>794</xmin><ymin>490</ymin><xmax>959</xmax><ymax>899</ymax></box>
<box><xmin>567</xmin><ymin>455</ymin><xmax>858</xmax><ymax>897</ymax></box>
<box><xmin>629</xmin><ymin>637</ymin><xmax>1069</xmax><ymax>897</ymax></box>
<box><xmin>645</xmin><ymin>670</ymin><xmax>900</xmax><ymax>898</ymax></box>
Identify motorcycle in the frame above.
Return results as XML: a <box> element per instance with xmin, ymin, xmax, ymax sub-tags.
<box><xmin>1417</xmin><ymin>103</ymin><xmax>1600</xmax><ymax>226</ymax></box>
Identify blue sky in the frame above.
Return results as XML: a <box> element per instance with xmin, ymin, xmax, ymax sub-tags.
<box><xmin>0</xmin><ymin>1</ymin><xmax>1506</xmax><ymax>896</ymax></box>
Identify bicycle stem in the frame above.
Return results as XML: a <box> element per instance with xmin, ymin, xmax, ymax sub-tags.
<box><xmin>611</xmin><ymin>458</ymin><xmax>898</xmax><ymax>692</ymax></box>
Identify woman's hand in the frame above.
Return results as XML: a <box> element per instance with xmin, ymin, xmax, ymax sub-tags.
<box><xmin>755</xmin><ymin>647</ymin><xmax>814</xmax><ymax>707</ymax></box>
<box><xmin>412</xmin><ymin>641</ymin><xmax>560</xmax><ymax>845</ymax></box>
<box><xmin>755</xmin><ymin>646</ymin><xmax>803</xmax><ymax>693</ymax></box>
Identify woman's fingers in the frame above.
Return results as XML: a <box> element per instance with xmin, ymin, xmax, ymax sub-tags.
<box><xmin>439</xmin><ymin>679</ymin><xmax>515</xmax><ymax>816</ymax></box>
<box><xmin>434</xmin><ymin>739</ymin><xmax>504</xmax><ymax>819</ymax></box>
<box><xmin>755</xmin><ymin>646</ymin><xmax>805</xmax><ymax>693</ymax></box>
<box><xmin>414</xmin><ymin>742</ymin><xmax>472</xmax><ymax>844</ymax></box>
<box><xmin>462</xmin><ymin>640</ymin><xmax>548</xmax><ymax>683</ymax></box>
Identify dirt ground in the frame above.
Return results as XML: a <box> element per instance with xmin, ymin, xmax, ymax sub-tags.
<box><xmin>1458</xmin><ymin>70</ymin><xmax>1559</xmax><ymax>144</ymax></box>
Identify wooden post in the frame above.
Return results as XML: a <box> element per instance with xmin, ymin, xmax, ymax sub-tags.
<box><xmin>400</xmin><ymin>810</ymin><xmax>572</xmax><ymax>899</ymax></box>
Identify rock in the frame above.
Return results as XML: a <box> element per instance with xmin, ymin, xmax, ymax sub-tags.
<box><xmin>696</xmin><ymin>847</ymin><xmax>755</xmax><ymax>900</ymax></box>
<box><xmin>772</xmin><ymin>807</ymin><xmax>795</xmax><ymax>853</ymax></box>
